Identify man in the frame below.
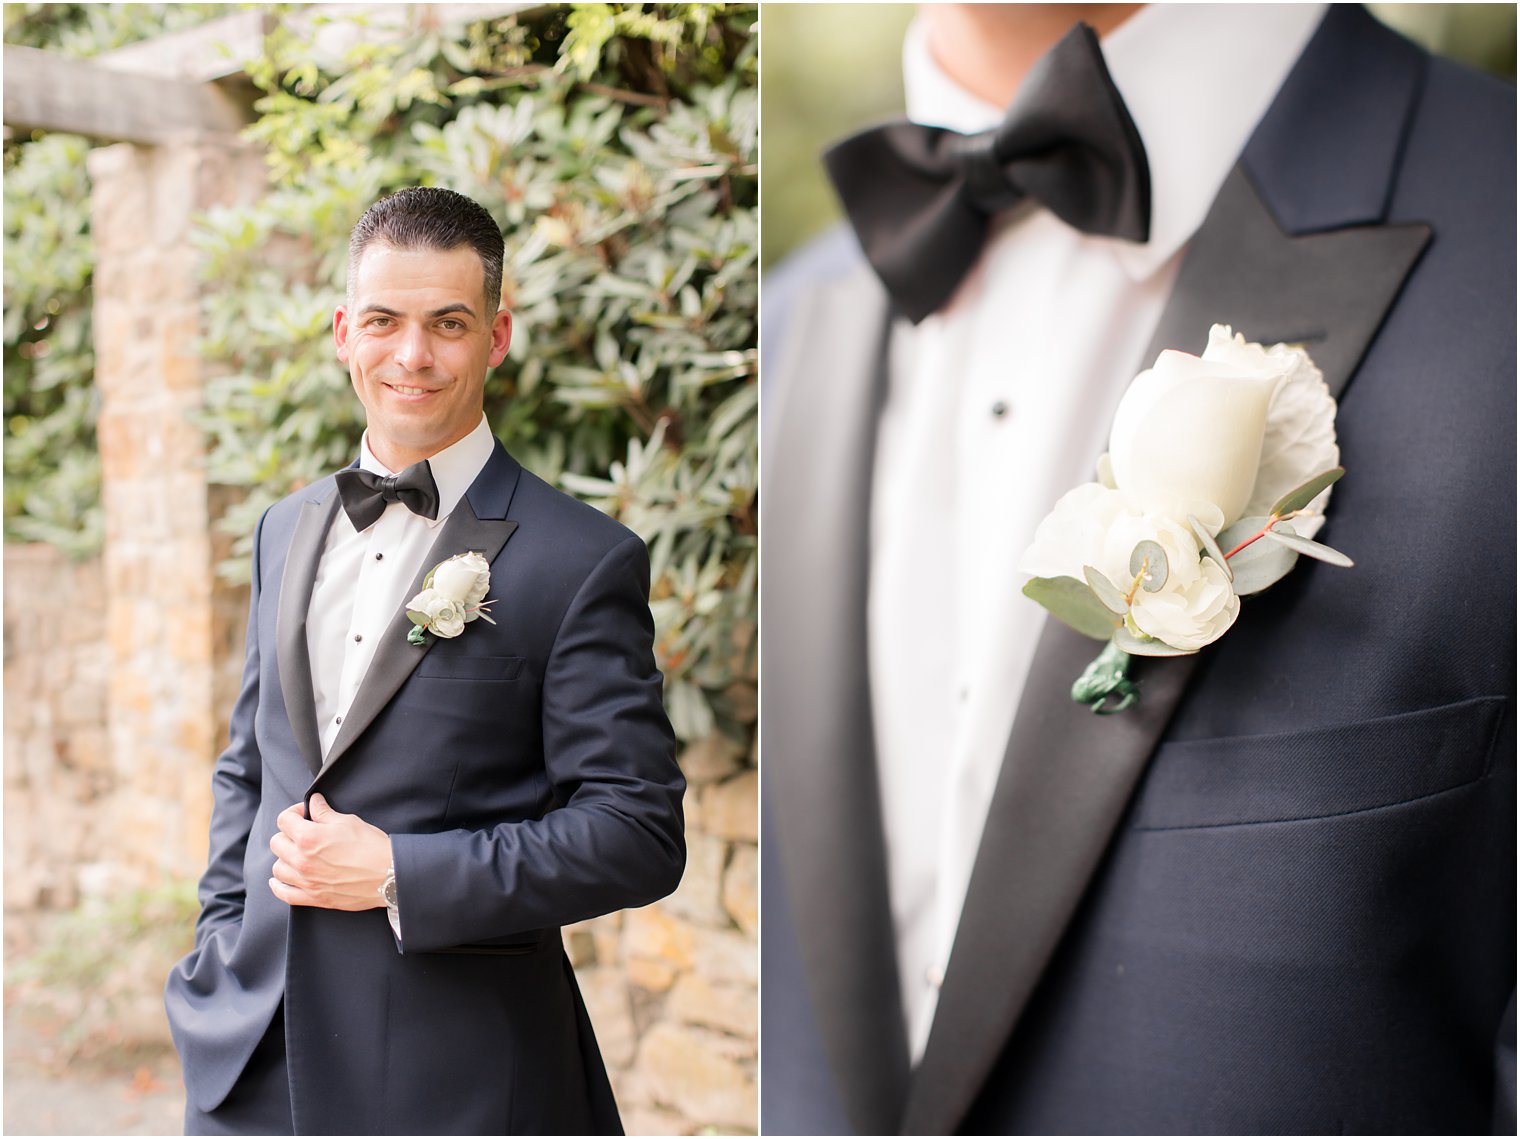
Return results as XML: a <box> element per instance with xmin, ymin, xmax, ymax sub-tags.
<box><xmin>166</xmin><ymin>187</ymin><xmax>685</xmax><ymax>1135</ymax></box>
<box><xmin>762</xmin><ymin>4</ymin><xmax>1514</xmax><ymax>1134</ymax></box>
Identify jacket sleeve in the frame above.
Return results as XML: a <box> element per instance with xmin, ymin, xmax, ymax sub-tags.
<box><xmin>1495</xmin><ymin>989</ymin><xmax>1516</xmax><ymax>1135</ymax></box>
<box><xmin>388</xmin><ymin>533</ymin><xmax>686</xmax><ymax>950</ymax></box>
<box><xmin>190</xmin><ymin>509</ymin><xmax>269</xmax><ymax>949</ymax></box>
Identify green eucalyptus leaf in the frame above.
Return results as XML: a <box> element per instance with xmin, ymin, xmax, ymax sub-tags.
<box><xmin>1216</xmin><ymin>516</ymin><xmax>1270</xmax><ymax>555</ymax></box>
<box><xmin>1264</xmin><ymin>523</ymin><xmax>1355</xmax><ymax>567</ymax></box>
<box><xmin>1188</xmin><ymin>514</ymin><xmax>1232</xmax><ymax>582</ymax></box>
<box><xmin>1227</xmin><ymin>532</ymin><xmax>1299</xmax><ymax>595</ymax></box>
<box><xmin>1113</xmin><ymin>626</ymin><xmax>1196</xmax><ymax>657</ymax></box>
<box><xmin>1129</xmin><ymin>540</ymin><xmax>1168</xmax><ymax>593</ymax></box>
<box><xmin>1023</xmin><ymin>576</ymin><xmax>1120</xmax><ymax>641</ymax></box>
<box><xmin>1083</xmin><ymin>565</ymin><xmax>1130</xmax><ymax>614</ymax></box>
<box><xmin>1269</xmin><ymin>466</ymin><xmax>1344</xmax><ymax>517</ymax></box>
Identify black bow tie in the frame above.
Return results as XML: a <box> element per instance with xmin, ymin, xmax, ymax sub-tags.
<box><xmin>824</xmin><ymin>22</ymin><xmax>1151</xmax><ymax>324</ymax></box>
<box><xmin>335</xmin><ymin>461</ymin><xmax>440</xmax><ymax>532</ymax></box>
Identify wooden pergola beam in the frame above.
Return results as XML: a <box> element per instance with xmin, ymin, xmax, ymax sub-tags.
<box><xmin>3</xmin><ymin>4</ymin><xmax>544</xmax><ymax>146</ymax></box>
<box><xmin>95</xmin><ymin>9</ymin><xmax>272</xmax><ymax>83</ymax></box>
<box><xmin>3</xmin><ymin>44</ymin><xmax>251</xmax><ymax>145</ymax></box>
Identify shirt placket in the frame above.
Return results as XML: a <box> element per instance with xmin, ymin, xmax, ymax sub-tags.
<box><xmin>334</xmin><ymin>506</ymin><xmax>408</xmax><ymax>724</ymax></box>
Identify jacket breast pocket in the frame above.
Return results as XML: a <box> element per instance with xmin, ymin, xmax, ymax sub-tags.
<box><xmin>1129</xmin><ymin>695</ymin><xmax>1507</xmax><ymax>831</ymax></box>
<box><xmin>413</xmin><ymin>653</ymin><xmax>527</xmax><ymax>682</ymax></box>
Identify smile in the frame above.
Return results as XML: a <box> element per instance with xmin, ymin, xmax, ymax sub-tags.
<box><xmin>386</xmin><ymin>383</ymin><xmax>438</xmax><ymax>396</ymax></box>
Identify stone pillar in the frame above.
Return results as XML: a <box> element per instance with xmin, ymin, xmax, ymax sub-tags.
<box><xmin>87</xmin><ymin>132</ymin><xmax>265</xmax><ymax>886</ymax></box>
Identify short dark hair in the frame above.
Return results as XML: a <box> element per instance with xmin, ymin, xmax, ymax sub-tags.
<box><xmin>347</xmin><ymin>187</ymin><xmax>504</xmax><ymax>311</ymax></box>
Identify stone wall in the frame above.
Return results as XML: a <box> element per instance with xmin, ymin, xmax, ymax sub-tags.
<box><xmin>3</xmin><ymin>546</ymin><xmax>112</xmax><ymax>910</ymax></box>
<box><xmin>571</xmin><ymin>736</ymin><xmax>758</xmax><ymax>1134</ymax></box>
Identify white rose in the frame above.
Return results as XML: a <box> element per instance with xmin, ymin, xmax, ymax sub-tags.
<box><xmin>406</xmin><ymin>587</ymin><xmax>467</xmax><ymax>638</ymax></box>
<box><xmin>1095</xmin><ymin>513</ymin><xmax>1238</xmax><ymax>651</ymax></box>
<box><xmin>1100</xmin><ymin>503</ymin><xmax>1239</xmax><ymax>651</ymax></box>
<box><xmin>1019</xmin><ymin>482</ymin><xmax>1124</xmax><ymax>580</ymax></box>
<box><xmin>1019</xmin><ymin>486</ymin><xmax>1241</xmax><ymax>652</ymax></box>
<box><xmin>431</xmin><ymin>552</ymin><xmax>491</xmax><ymax>617</ymax></box>
<box><xmin>1108</xmin><ymin>324</ymin><xmax>1291</xmax><ymax>528</ymax></box>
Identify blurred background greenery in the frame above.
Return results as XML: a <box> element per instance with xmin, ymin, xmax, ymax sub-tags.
<box><xmin>5</xmin><ymin>1</ymin><xmax>757</xmax><ymax>744</ymax></box>
<box><xmin>761</xmin><ymin>3</ymin><xmax>1518</xmax><ymax>269</ymax></box>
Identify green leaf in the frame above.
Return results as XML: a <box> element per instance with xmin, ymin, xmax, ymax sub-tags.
<box><xmin>1113</xmin><ymin>626</ymin><xmax>1196</xmax><ymax>657</ymax></box>
<box><xmin>1269</xmin><ymin>466</ymin><xmax>1344</xmax><ymax>517</ymax></box>
<box><xmin>1129</xmin><ymin>540</ymin><xmax>1168</xmax><ymax>593</ymax></box>
<box><xmin>1264</xmin><ymin>523</ymin><xmax>1355</xmax><ymax>567</ymax></box>
<box><xmin>1083</xmin><ymin>566</ymin><xmax>1129</xmax><ymax>614</ymax></box>
<box><xmin>1226</xmin><ymin>532</ymin><xmax>1299</xmax><ymax>596</ymax></box>
<box><xmin>1188</xmin><ymin>514</ymin><xmax>1231</xmax><ymax>582</ymax></box>
<box><xmin>1216</xmin><ymin>516</ymin><xmax>1269</xmax><ymax>553</ymax></box>
<box><xmin>1023</xmin><ymin>576</ymin><xmax>1120</xmax><ymax>641</ymax></box>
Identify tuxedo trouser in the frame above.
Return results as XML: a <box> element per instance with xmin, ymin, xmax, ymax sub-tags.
<box><xmin>184</xmin><ymin>1002</ymin><xmax>294</xmax><ymax>1136</ymax></box>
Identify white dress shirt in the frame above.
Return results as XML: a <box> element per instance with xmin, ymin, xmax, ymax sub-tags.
<box><xmin>308</xmin><ymin>415</ymin><xmax>496</xmax><ymax>757</ymax></box>
<box><xmin>867</xmin><ymin>4</ymin><xmax>1326</xmax><ymax>1063</ymax></box>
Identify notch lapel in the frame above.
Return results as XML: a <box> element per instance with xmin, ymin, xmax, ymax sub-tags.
<box><xmin>276</xmin><ymin>487</ymin><xmax>341</xmax><ymax>778</ymax></box>
<box><xmin>763</xmin><ymin>261</ymin><xmax>911</xmax><ymax>1134</ymax></box>
<box><xmin>902</xmin><ymin>9</ymin><xmax>1432</xmax><ymax>1132</ymax></box>
<box><xmin>307</xmin><ymin>443</ymin><xmax>522</xmax><ymax>790</ymax></box>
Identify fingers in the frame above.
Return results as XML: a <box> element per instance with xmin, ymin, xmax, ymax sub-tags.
<box><xmin>276</xmin><ymin>801</ymin><xmax>308</xmax><ymax>838</ymax></box>
<box><xmin>307</xmin><ymin>793</ymin><xmax>334</xmax><ymax>819</ymax></box>
<box><xmin>269</xmin><ymin>829</ymin><xmax>297</xmax><ymax>868</ymax></box>
<box><xmin>269</xmin><ymin>875</ymin><xmax>318</xmax><ymax>907</ymax></box>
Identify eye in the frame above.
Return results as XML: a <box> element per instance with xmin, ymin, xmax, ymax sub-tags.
<box><xmin>365</xmin><ymin>316</ymin><xmax>394</xmax><ymax>328</ymax></box>
<box><xmin>438</xmin><ymin>319</ymin><xmax>464</xmax><ymax>331</ymax></box>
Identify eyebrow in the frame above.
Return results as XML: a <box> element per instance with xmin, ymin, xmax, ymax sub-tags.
<box><xmin>358</xmin><ymin>303</ymin><xmax>479</xmax><ymax>319</ymax></box>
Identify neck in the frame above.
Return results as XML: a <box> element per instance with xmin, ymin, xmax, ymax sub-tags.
<box><xmin>367</xmin><ymin>425</ymin><xmax>473</xmax><ymax>474</ymax></box>
<box><xmin>922</xmin><ymin>3</ymin><xmax>1144</xmax><ymax>108</ymax></box>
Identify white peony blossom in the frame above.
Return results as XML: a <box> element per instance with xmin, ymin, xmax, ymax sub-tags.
<box><xmin>406</xmin><ymin>587</ymin><xmax>467</xmax><ymax>639</ymax></box>
<box><xmin>1020</xmin><ymin>485</ymin><xmax>1238</xmax><ymax>652</ymax></box>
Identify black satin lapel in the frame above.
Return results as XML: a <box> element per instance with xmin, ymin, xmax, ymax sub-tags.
<box><xmin>904</xmin><ymin>161</ymin><xmax>1430</xmax><ymax>1138</ymax></box>
<box><xmin>1143</xmin><ymin>166</ymin><xmax>1430</xmax><ymax>399</ymax></box>
<box><xmin>276</xmin><ymin>491</ymin><xmax>340</xmax><ymax>778</ymax></box>
<box><xmin>762</xmin><ymin>263</ymin><xmax>911</xmax><ymax>1134</ymax></box>
<box><xmin>308</xmin><ymin>506</ymin><xmax>518</xmax><ymax>787</ymax></box>
<box><xmin>903</xmin><ymin>620</ymin><xmax>1196</xmax><ymax>1135</ymax></box>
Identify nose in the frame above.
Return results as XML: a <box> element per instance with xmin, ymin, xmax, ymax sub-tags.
<box><xmin>394</xmin><ymin>324</ymin><xmax>434</xmax><ymax>372</ymax></box>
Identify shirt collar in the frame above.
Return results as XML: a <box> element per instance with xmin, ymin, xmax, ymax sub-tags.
<box><xmin>903</xmin><ymin>3</ymin><xmax>1327</xmax><ymax>281</ymax></box>
<box><xmin>358</xmin><ymin>414</ymin><xmax>494</xmax><ymax>527</ymax></box>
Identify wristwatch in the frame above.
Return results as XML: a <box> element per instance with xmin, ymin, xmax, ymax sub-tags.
<box><xmin>379</xmin><ymin>864</ymin><xmax>401</xmax><ymax>939</ymax></box>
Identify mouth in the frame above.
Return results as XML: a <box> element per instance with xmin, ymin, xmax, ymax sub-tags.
<box><xmin>383</xmin><ymin>381</ymin><xmax>442</xmax><ymax>398</ymax></box>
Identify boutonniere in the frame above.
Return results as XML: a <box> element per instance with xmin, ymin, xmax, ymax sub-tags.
<box><xmin>1020</xmin><ymin>325</ymin><xmax>1352</xmax><ymax>714</ymax></box>
<box><xmin>405</xmin><ymin>551</ymin><xmax>496</xmax><ymax>646</ymax></box>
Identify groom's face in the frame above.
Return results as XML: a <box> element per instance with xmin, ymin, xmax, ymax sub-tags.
<box><xmin>334</xmin><ymin>241</ymin><xmax>512</xmax><ymax>471</ymax></box>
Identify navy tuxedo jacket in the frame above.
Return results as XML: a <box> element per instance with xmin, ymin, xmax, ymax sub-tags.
<box><xmin>166</xmin><ymin>439</ymin><xmax>685</xmax><ymax>1135</ymax></box>
<box><xmin>761</xmin><ymin>7</ymin><xmax>1515</xmax><ymax>1134</ymax></box>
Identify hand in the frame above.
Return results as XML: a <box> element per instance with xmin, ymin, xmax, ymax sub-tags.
<box><xmin>269</xmin><ymin>793</ymin><xmax>391</xmax><ymax>911</ymax></box>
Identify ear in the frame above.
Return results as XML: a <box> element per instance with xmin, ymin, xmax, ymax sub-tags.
<box><xmin>488</xmin><ymin>309</ymin><xmax>512</xmax><ymax>367</ymax></box>
<box><xmin>333</xmin><ymin>305</ymin><xmax>351</xmax><ymax>363</ymax></box>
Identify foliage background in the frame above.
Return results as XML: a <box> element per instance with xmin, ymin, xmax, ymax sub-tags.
<box><xmin>4</xmin><ymin>1</ymin><xmax>758</xmax><ymax>744</ymax></box>
<box><xmin>5</xmin><ymin>4</ymin><xmax>227</xmax><ymax>555</ymax></box>
<box><xmin>761</xmin><ymin>3</ymin><xmax>1518</xmax><ymax>269</ymax></box>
